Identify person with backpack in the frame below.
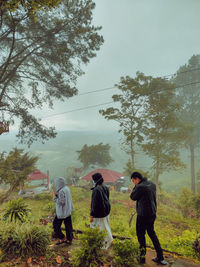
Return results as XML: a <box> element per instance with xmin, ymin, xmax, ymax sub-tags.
<box><xmin>130</xmin><ymin>172</ymin><xmax>168</xmax><ymax>265</ymax></box>
<box><xmin>90</xmin><ymin>172</ymin><xmax>113</xmax><ymax>249</ymax></box>
<box><xmin>53</xmin><ymin>177</ymin><xmax>74</xmax><ymax>245</ymax></box>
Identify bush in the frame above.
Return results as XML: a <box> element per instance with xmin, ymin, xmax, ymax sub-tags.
<box><xmin>112</xmin><ymin>239</ymin><xmax>140</xmax><ymax>267</ymax></box>
<box><xmin>72</xmin><ymin>227</ymin><xmax>106</xmax><ymax>267</ymax></box>
<box><xmin>0</xmin><ymin>222</ymin><xmax>50</xmax><ymax>260</ymax></box>
<box><xmin>192</xmin><ymin>237</ymin><xmax>200</xmax><ymax>260</ymax></box>
<box><xmin>3</xmin><ymin>198</ymin><xmax>30</xmax><ymax>222</ymax></box>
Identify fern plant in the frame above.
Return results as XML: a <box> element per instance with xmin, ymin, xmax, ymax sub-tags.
<box><xmin>3</xmin><ymin>198</ymin><xmax>30</xmax><ymax>222</ymax></box>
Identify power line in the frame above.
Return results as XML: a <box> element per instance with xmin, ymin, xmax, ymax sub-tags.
<box><xmin>42</xmin><ymin>101</ymin><xmax>114</xmax><ymax>119</ymax></box>
<box><xmin>75</xmin><ymin>67</ymin><xmax>200</xmax><ymax>96</ymax></box>
<box><xmin>41</xmin><ymin>80</ymin><xmax>200</xmax><ymax>119</ymax></box>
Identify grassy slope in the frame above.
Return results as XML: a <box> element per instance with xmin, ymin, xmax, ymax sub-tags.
<box><xmin>0</xmin><ymin>187</ymin><xmax>200</xmax><ymax>263</ymax></box>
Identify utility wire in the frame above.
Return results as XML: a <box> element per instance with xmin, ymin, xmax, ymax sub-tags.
<box><xmin>42</xmin><ymin>101</ymin><xmax>114</xmax><ymax>119</ymax></box>
<box><xmin>41</xmin><ymin>80</ymin><xmax>200</xmax><ymax>119</ymax></box>
<box><xmin>76</xmin><ymin>67</ymin><xmax>200</xmax><ymax>96</ymax></box>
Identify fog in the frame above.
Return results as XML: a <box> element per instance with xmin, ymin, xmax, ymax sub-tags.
<box><xmin>2</xmin><ymin>0</ymin><xmax>200</xmax><ymax>191</ymax></box>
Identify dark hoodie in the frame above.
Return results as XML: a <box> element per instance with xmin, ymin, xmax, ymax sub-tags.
<box><xmin>90</xmin><ymin>184</ymin><xmax>110</xmax><ymax>218</ymax></box>
<box><xmin>130</xmin><ymin>178</ymin><xmax>157</xmax><ymax>217</ymax></box>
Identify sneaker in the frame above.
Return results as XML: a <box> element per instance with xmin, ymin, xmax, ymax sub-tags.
<box><xmin>152</xmin><ymin>257</ymin><xmax>168</xmax><ymax>265</ymax></box>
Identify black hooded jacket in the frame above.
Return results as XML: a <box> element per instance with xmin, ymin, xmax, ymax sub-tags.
<box><xmin>130</xmin><ymin>178</ymin><xmax>157</xmax><ymax>217</ymax></box>
<box><xmin>90</xmin><ymin>184</ymin><xmax>110</xmax><ymax>218</ymax></box>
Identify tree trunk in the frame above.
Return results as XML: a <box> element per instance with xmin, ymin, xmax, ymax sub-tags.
<box><xmin>130</xmin><ymin>138</ymin><xmax>135</xmax><ymax>166</ymax></box>
<box><xmin>190</xmin><ymin>143</ymin><xmax>195</xmax><ymax>193</ymax></box>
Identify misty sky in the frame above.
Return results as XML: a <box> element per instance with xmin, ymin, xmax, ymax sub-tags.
<box><xmin>15</xmin><ymin>0</ymin><xmax>200</xmax><ymax>133</ymax></box>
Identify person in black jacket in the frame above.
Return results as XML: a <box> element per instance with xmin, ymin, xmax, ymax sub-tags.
<box><xmin>90</xmin><ymin>172</ymin><xmax>113</xmax><ymax>249</ymax></box>
<box><xmin>130</xmin><ymin>172</ymin><xmax>168</xmax><ymax>265</ymax></box>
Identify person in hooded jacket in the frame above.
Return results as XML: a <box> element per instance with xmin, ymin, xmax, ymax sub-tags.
<box><xmin>53</xmin><ymin>177</ymin><xmax>74</xmax><ymax>245</ymax></box>
<box><xmin>90</xmin><ymin>172</ymin><xmax>113</xmax><ymax>249</ymax></box>
<box><xmin>130</xmin><ymin>172</ymin><xmax>168</xmax><ymax>265</ymax></box>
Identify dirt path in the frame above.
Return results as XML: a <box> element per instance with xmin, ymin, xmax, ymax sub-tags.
<box><xmin>145</xmin><ymin>248</ymin><xmax>200</xmax><ymax>267</ymax></box>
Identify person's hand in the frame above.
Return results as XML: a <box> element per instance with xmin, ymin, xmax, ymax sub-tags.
<box><xmin>90</xmin><ymin>216</ymin><xmax>94</xmax><ymax>223</ymax></box>
<box><xmin>53</xmin><ymin>192</ymin><xmax>57</xmax><ymax>197</ymax></box>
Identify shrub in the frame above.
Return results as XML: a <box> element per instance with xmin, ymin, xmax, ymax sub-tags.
<box><xmin>0</xmin><ymin>222</ymin><xmax>50</xmax><ymax>259</ymax></box>
<box><xmin>112</xmin><ymin>239</ymin><xmax>140</xmax><ymax>267</ymax></box>
<box><xmin>72</xmin><ymin>227</ymin><xmax>106</xmax><ymax>267</ymax></box>
<box><xmin>192</xmin><ymin>237</ymin><xmax>200</xmax><ymax>260</ymax></box>
<box><xmin>3</xmin><ymin>198</ymin><xmax>30</xmax><ymax>222</ymax></box>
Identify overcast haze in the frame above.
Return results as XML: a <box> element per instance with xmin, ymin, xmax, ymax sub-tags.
<box><xmin>12</xmin><ymin>0</ymin><xmax>200</xmax><ymax>133</ymax></box>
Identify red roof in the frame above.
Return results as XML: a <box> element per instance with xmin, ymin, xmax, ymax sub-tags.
<box><xmin>28</xmin><ymin>169</ymin><xmax>47</xmax><ymax>181</ymax></box>
<box><xmin>81</xmin><ymin>169</ymin><xmax>124</xmax><ymax>183</ymax></box>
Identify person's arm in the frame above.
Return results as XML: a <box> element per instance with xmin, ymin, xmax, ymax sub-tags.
<box><xmin>54</xmin><ymin>190</ymin><xmax>65</xmax><ymax>206</ymax></box>
<box><xmin>90</xmin><ymin>189</ymin><xmax>100</xmax><ymax>217</ymax></box>
<box><xmin>130</xmin><ymin>185</ymin><xmax>143</xmax><ymax>201</ymax></box>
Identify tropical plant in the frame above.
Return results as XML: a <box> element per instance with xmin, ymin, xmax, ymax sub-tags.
<box><xmin>0</xmin><ymin>222</ymin><xmax>50</xmax><ymax>259</ymax></box>
<box><xmin>3</xmin><ymin>198</ymin><xmax>30</xmax><ymax>222</ymax></box>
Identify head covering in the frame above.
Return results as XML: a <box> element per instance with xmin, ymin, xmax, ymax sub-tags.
<box><xmin>54</xmin><ymin>177</ymin><xmax>65</xmax><ymax>192</ymax></box>
<box><xmin>92</xmin><ymin>173</ymin><xmax>104</xmax><ymax>186</ymax></box>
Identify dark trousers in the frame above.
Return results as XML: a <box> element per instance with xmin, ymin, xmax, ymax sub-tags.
<box><xmin>136</xmin><ymin>215</ymin><xmax>164</xmax><ymax>260</ymax></box>
<box><xmin>53</xmin><ymin>215</ymin><xmax>73</xmax><ymax>241</ymax></box>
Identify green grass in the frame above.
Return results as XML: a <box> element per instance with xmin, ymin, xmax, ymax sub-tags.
<box><xmin>0</xmin><ymin>187</ymin><xmax>199</xmax><ymax>260</ymax></box>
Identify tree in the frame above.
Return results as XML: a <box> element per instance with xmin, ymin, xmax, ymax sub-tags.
<box><xmin>99</xmin><ymin>72</ymin><xmax>150</xmax><ymax>166</ymax></box>
<box><xmin>77</xmin><ymin>143</ymin><xmax>113</xmax><ymax>170</ymax></box>
<box><xmin>142</xmin><ymin>77</ymin><xmax>185</xmax><ymax>186</ymax></box>
<box><xmin>0</xmin><ymin>148</ymin><xmax>38</xmax><ymax>203</ymax></box>
<box><xmin>173</xmin><ymin>55</ymin><xmax>200</xmax><ymax>193</ymax></box>
<box><xmin>0</xmin><ymin>0</ymin><xmax>103</xmax><ymax>145</ymax></box>
<box><xmin>0</xmin><ymin>0</ymin><xmax>62</xmax><ymax>18</ymax></box>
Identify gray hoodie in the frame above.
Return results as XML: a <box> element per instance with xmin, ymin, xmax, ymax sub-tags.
<box><xmin>54</xmin><ymin>177</ymin><xmax>74</xmax><ymax>219</ymax></box>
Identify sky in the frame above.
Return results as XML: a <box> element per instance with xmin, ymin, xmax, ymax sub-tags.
<box><xmin>12</xmin><ymin>0</ymin><xmax>200</xmax><ymax>133</ymax></box>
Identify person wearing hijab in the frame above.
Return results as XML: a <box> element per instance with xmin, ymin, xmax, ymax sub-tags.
<box><xmin>90</xmin><ymin>172</ymin><xmax>113</xmax><ymax>249</ymax></box>
<box><xmin>53</xmin><ymin>177</ymin><xmax>74</xmax><ymax>245</ymax></box>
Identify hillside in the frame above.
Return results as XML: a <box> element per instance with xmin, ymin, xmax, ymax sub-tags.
<box><xmin>0</xmin><ymin>130</ymin><xmax>197</xmax><ymax>192</ymax></box>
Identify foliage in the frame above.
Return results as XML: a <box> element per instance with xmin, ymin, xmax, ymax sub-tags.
<box><xmin>192</xmin><ymin>236</ymin><xmax>200</xmax><ymax>260</ymax></box>
<box><xmin>142</xmin><ymin>77</ymin><xmax>185</xmax><ymax>185</ymax></box>
<box><xmin>112</xmin><ymin>239</ymin><xmax>140</xmax><ymax>267</ymax></box>
<box><xmin>72</xmin><ymin>227</ymin><xmax>106</xmax><ymax>267</ymax></box>
<box><xmin>123</xmin><ymin>159</ymin><xmax>150</xmax><ymax>177</ymax></box>
<box><xmin>173</xmin><ymin>54</ymin><xmax>200</xmax><ymax>192</ymax></box>
<box><xmin>99</xmin><ymin>72</ymin><xmax>148</xmax><ymax>166</ymax></box>
<box><xmin>3</xmin><ymin>198</ymin><xmax>30</xmax><ymax>222</ymax></box>
<box><xmin>178</xmin><ymin>188</ymin><xmax>194</xmax><ymax>217</ymax></box>
<box><xmin>0</xmin><ymin>222</ymin><xmax>50</xmax><ymax>259</ymax></box>
<box><xmin>0</xmin><ymin>0</ymin><xmax>103</xmax><ymax>145</ymax></box>
<box><xmin>1</xmin><ymin>0</ymin><xmax>61</xmax><ymax>18</ymax></box>
<box><xmin>0</xmin><ymin>148</ymin><xmax>38</xmax><ymax>203</ymax></box>
<box><xmin>77</xmin><ymin>143</ymin><xmax>113</xmax><ymax>170</ymax></box>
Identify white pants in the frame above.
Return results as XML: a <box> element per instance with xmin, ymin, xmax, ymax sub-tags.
<box><xmin>90</xmin><ymin>215</ymin><xmax>113</xmax><ymax>249</ymax></box>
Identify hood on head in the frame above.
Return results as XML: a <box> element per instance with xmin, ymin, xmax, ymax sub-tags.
<box><xmin>55</xmin><ymin>177</ymin><xmax>65</xmax><ymax>192</ymax></box>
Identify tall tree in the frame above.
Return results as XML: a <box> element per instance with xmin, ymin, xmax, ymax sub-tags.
<box><xmin>0</xmin><ymin>148</ymin><xmax>38</xmax><ymax>203</ymax></box>
<box><xmin>0</xmin><ymin>0</ymin><xmax>103</xmax><ymax>145</ymax></box>
<box><xmin>142</xmin><ymin>77</ymin><xmax>185</xmax><ymax>186</ymax></box>
<box><xmin>99</xmin><ymin>72</ymin><xmax>150</xmax><ymax>166</ymax></box>
<box><xmin>77</xmin><ymin>143</ymin><xmax>113</xmax><ymax>170</ymax></box>
<box><xmin>173</xmin><ymin>55</ymin><xmax>200</xmax><ymax>193</ymax></box>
